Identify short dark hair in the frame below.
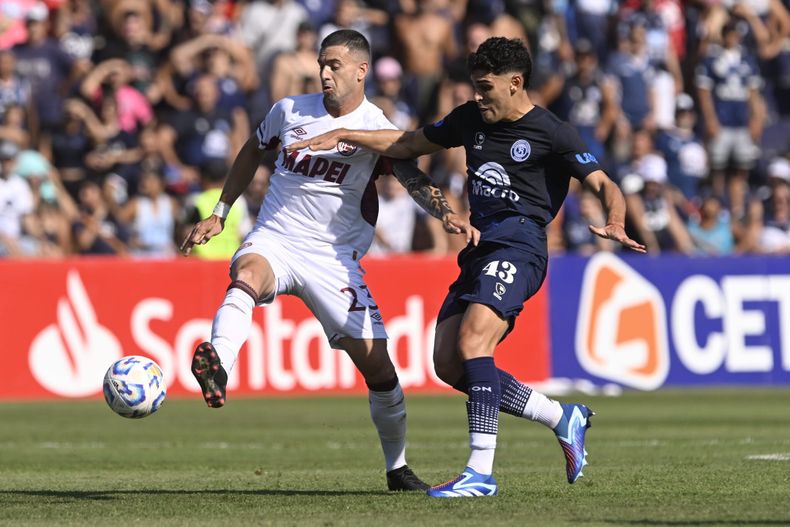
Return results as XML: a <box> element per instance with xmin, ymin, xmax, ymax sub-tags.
<box><xmin>467</xmin><ymin>37</ymin><xmax>533</xmax><ymax>89</ymax></box>
<box><xmin>320</xmin><ymin>29</ymin><xmax>370</xmax><ymax>60</ymax></box>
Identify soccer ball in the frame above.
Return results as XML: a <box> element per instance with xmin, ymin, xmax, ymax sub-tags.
<box><xmin>103</xmin><ymin>356</ymin><xmax>167</xmax><ymax>418</ymax></box>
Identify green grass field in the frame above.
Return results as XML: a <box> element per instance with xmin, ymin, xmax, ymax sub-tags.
<box><xmin>1</xmin><ymin>390</ymin><xmax>788</xmax><ymax>526</ymax></box>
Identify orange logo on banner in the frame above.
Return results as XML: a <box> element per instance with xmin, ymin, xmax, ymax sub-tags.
<box><xmin>575</xmin><ymin>253</ymin><xmax>669</xmax><ymax>390</ymax></box>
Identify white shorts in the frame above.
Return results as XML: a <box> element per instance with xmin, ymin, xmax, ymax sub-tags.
<box><xmin>708</xmin><ymin>127</ymin><xmax>759</xmax><ymax>171</ymax></box>
<box><xmin>232</xmin><ymin>229</ymin><xmax>388</xmax><ymax>347</ymax></box>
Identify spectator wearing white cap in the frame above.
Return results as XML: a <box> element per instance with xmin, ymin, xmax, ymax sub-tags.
<box><xmin>621</xmin><ymin>152</ymin><xmax>694</xmax><ymax>253</ymax></box>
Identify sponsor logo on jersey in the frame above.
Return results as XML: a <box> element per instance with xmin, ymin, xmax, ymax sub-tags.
<box><xmin>494</xmin><ymin>282</ymin><xmax>506</xmax><ymax>300</ymax></box>
<box><xmin>575</xmin><ymin>152</ymin><xmax>598</xmax><ymax>164</ymax></box>
<box><xmin>337</xmin><ymin>141</ymin><xmax>358</xmax><ymax>156</ymax></box>
<box><xmin>471</xmin><ymin>162</ymin><xmax>520</xmax><ymax>201</ymax></box>
<box><xmin>474</xmin><ymin>131</ymin><xmax>485</xmax><ymax>150</ymax></box>
<box><xmin>281</xmin><ymin>148</ymin><xmax>351</xmax><ymax>183</ymax></box>
<box><xmin>293</xmin><ymin>127</ymin><xmax>307</xmax><ymax>136</ymax></box>
<box><xmin>575</xmin><ymin>253</ymin><xmax>669</xmax><ymax>390</ymax></box>
<box><xmin>510</xmin><ymin>139</ymin><xmax>531</xmax><ymax>162</ymax></box>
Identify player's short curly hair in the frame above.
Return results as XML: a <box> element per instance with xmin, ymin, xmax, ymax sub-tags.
<box><xmin>467</xmin><ymin>37</ymin><xmax>533</xmax><ymax>89</ymax></box>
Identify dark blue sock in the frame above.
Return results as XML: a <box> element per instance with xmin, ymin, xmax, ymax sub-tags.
<box><xmin>453</xmin><ymin>368</ymin><xmax>532</xmax><ymax>417</ymax></box>
<box><xmin>463</xmin><ymin>357</ymin><xmax>501</xmax><ymax>436</ymax></box>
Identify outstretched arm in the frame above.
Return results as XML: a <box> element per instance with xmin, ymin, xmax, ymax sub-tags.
<box><xmin>289</xmin><ymin>127</ymin><xmax>443</xmax><ymax>159</ymax></box>
<box><xmin>180</xmin><ymin>137</ymin><xmax>272</xmax><ymax>255</ymax></box>
<box><xmin>391</xmin><ymin>159</ymin><xmax>480</xmax><ymax>245</ymax></box>
<box><xmin>583</xmin><ymin>170</ymin><xmax>647</xmax><ymax>253</ymax></box>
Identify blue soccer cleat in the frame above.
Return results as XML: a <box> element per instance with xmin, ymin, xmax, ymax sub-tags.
<box><xmin>553</xmin><ymin>403</ymin><xmax>594</xmax><ymax>484</ymax></box>
<box><xmin>426</xmin><ymin>467</ymin><xmax>498</xmax><ymax>498</ymax></box>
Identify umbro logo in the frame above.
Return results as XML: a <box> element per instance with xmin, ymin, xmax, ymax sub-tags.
<box><xmin>293</xmin><ymin>127</ymin><xmax>307</xmax><ymax>136</ymax></box>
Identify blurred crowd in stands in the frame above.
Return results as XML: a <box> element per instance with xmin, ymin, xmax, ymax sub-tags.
<box><xmin>1</xmin><ymin>0</ymin><xmax>790</xmax><ymax>259</ymax></box>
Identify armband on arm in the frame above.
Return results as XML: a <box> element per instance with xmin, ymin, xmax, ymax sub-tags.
<box><xmin>212</xmin><ymin>202</ymin><xmax>231</xmax><ymax>219</ymax></box>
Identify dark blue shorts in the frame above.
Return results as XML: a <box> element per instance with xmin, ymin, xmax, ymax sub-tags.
<box><xmin>437</xmin><ymin>241</ymin><xmax>548</xmax><ymax>336</ymax></box>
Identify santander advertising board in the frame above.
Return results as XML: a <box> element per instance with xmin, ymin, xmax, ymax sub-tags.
<box><xmin>3</xmin><ymin>259</ymin><xmax>549</xmax><ymax>399</ymax></box>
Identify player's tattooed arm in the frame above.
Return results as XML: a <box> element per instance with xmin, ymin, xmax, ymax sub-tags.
<box><xmin>391</xmin><ymin>159</ymin><xmax>452</xmax><ymax>219</ymax></box>
<box><xmin>391</xmin><ymin>159</ymin><xmax>480</xmax><ymax>245</ymax></box>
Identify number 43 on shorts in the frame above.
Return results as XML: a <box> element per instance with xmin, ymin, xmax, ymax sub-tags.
<box><xmin>482</xmin><ymin>260</ymin><xmax>517</xmax><ymax>283</ymax></box>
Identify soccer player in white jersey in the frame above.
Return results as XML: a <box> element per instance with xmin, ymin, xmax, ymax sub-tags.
<box><xmin>180</xmin><ymin>29</ymin><xmax>478</xmax><ymax>492</ymax></box>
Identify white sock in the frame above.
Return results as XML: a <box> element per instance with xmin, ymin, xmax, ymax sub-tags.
<box><xmin>467</xmin><ymin>432</ymin><xmax>496</xmax><ymax>475</ymax></box>
<box><xmin>369</xmin><ymin>384</ymin><xmax>407</xmax><ymax>471</ymax></box>
<box><xmin>522</xmin><ymin>390</ymin><xmax>563</xmax><ymax>429</ymax></box>
<box><xmin>211</xmin><ymin>287</ymin><xmax>256</xmax><ymax>372</ymax></box>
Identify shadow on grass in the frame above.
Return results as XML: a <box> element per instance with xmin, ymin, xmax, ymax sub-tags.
<box><xmin>603</xmin><ymin>520</ymin><xmax>790</xmax><ymax>526</ymax></box>
<box><xmin>0</xmin><ymin>489</ymin><xmax>388</xmax><ymax>500</ymax></box>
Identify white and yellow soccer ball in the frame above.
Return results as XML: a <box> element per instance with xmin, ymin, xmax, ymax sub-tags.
<box><xmin>103</xmin><ymin>356</ymin><xmax>167</xmax><ymax>418</ymax></box>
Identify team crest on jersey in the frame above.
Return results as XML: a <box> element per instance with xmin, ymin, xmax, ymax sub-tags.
<box><xmin>337</xmin><ymin>141</ymin><xmax>358</xmax><ymax>156</ymax></box>
<box><xmin>510</xmin><ymin>139</ymin><xmax>531</xmax><ymax>162</ymax></box>
<box><xmin>474</xmin><ymin>132</ymin><xmax>485</xmax><ymax>150</ymax></box>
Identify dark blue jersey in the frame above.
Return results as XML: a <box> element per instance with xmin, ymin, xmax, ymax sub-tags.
<box><xmin>423</xmin><ymin>102</ymin><xmax>602</xmax><ymax>238</ymax></box>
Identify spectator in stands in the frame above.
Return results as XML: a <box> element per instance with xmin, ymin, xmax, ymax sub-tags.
<box><xmin>655</xmin><ymin>93</ymin><xmax>708</xmax><ymax>199</ymax></box>
<box><xmin>729</xmin><ymin>0</ymin><xmax>790</xmax><ymax>60</ymax></box>
<box><xmin>237</xmin><ymin>0</ymin><xmax>308</xmax><ymax>78</ymax></box>
<box><xmin>54</xmin><ymin>0</ymin><xmax>98</xmax><ymax>59</ymax></box>
<box><xmin>71</xmin><ymin>178</ymin><xmax>130</xmax><ymax>255</ymax></box>
<box><xmin>160</xmin><ymin>73</ymin><xmax>249</xmax><ymax>189</ymax></box>
<box><xmin>184</xmin><ymin>159</ymin><xmax>247</xmax><ymax>260</ymax></box>
<box><xmin>0</xmin><ymin>103</ymin><xmax>30</xmax><ymax>153</ymax></box>
<box><xmin>573</xmin><ymin>0</ymin><xmax>618</xmax><ymax>63</ymax></box>
<box><xmin>13</xmin><ymin>149</ymin><xmax>78</xmax><ymax>257</ymax></box>
<box><xmin>11</xmin><ymin>3</ymin><xmax>74</xmax><ymax>142</ymax></box>
<box><xmin>170</xmin><ymin>33</ymin><xmax>258</xmax><ymax>113</ymax></box>
<box><xmin>697</xmin><ymin>19</ymin><xmax>764</xmax><ymax>220</ymax></box>
<box><xmin>243</xmin><ymin>164</ymin><xmax>272</xmax><ymax>218</ymax></box>
<box><xmin>557</xmin><ymin>180</ymin><xmax>616</xmax><ymax>255</ymax></box>
<box><xmin>370</xmin><ymin>56</ymin><xmax>416</xmax><ymax>131</ymax></box>
<box><xmin>687</xmin><ymin>191</ymin><xmax>736</xmax><ymax>255</ymax></box>
<box><xmin>622</xmin><ymin>152</ymin><xmax>694</xmax><ymax>253</ymax></box>
<box><xmin>93</xmin><ymin>0</ymin><xmax>172</xmax><ymax>101</ymax></box>
<box><xmin>43</xmin><ymin>98</ymin><xmax>94</xmax><ymax>200</ymax></box>
<box><xmin>269</xmin><ymin>21</ymin><xmax>320</xmax><ymax>103</ymax></box>
<box><xmin>394</xmin><ymin>0</ymin><xmax>457</xmax><ymax>123</ymax></box>
<box><xmin>80</xmin><ymin>58</ymin><xmax>154</xmax><ymax>134</ymax></box>
<box><xmin>83</xmin><ymin>94</ymin><xmax>144</xmax><ymax>193</ymax></box>
<box><xmin>296</xmin><ymin>0</ymin><xmax>337</xmax><ymax>31</ymax></box>
<box><xmin>553</xmin><ymin>39</ymin><xmax>619</xmax><ymax>168</ymax></box>
<box><xmin>369</xmin><ymin>174</ymin><xmax>420</xmax><ymax>256</ymax></box>
<box><xmin>0</xmin><ymin>50</ymin><xmax>33</xmax><ymax>141</ymax></box>
<box><xmin>757</xmin><ymin>180</ymin><xmax>790</xmax><ymax>253</ymax></box>
<box><xmin>0</xmin><ymin>140</ymin><xmax>35</xmax><ymax>256</ymax></box>
<box><xmin>117</xmin><ymin>168</ymin><xmax>179</xmax><ymax>257</ymax></box>
<box><xmin>608</xmin><ymin>16</ymin><xmax>658</xmax><ymax>164</ymax></box>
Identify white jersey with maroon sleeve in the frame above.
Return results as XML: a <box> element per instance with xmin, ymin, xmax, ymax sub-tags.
<box><xmin>254</xmin><ymin>93</ymin><xmax>397</xmax><ymax>255</ymax></box>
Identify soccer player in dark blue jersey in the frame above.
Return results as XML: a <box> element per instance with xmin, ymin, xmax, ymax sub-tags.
<box><xmin>291</xmin><ymin>37</ymin><xmax>646</xmax><ymax>497</ymax></box>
